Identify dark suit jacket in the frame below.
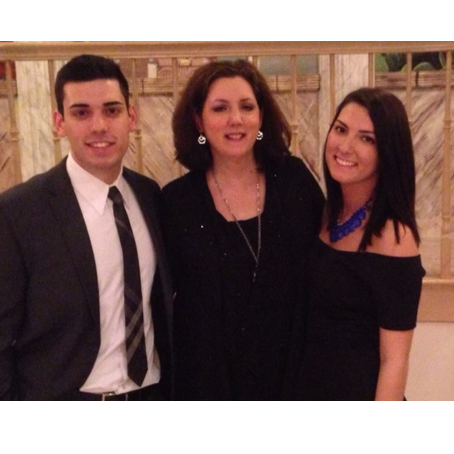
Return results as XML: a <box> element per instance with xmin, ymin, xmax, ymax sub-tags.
<box><xmin>0</xmin><ymin>159</ymin><xmax>173</xmax><ymax>400</ymax></box>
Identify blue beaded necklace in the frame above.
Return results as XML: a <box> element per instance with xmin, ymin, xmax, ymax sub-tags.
<box><xmin>329</xmin><ymin>200</ymin><xmax>372</xmax><ymax>242</ymax></box>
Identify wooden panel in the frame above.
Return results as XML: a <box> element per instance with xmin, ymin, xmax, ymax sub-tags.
<box><xmin>376</xmin><ymin>71</ymin><xmax>454</xmax><ymax>89</ymax></box>
<box><xmin>0</xmin><ymin>80</ymin><xmax>17</xmax><ymax>97</ymax></box>
<box><xmin>375</xmin><ymin>72</ymin><xmax>417</xmax><ymax>89</ymax></box>
<box><xmin>5</xmin><ymin>60</ymin><xmax>21</xmax><ymax>185</ymax></box>
<box><xmin>137</xmin><ymin>74</ymin><xmax>320</xmax><ymax>96</ymax></box>
<box><xmin>440</xmin><ymin>51</ymin><xmax>452</xmax><ymax>279</ymax></box>
<box><xmin>1</xmin><ymin>42</ymin><xmax>453</xmax><ymax>60</ymax></box>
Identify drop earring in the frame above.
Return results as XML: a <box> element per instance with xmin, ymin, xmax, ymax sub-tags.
<box><xmin>256</xmin><ymin>131</ymin><xmax>264</xmax><ymax>141</ymax></box>
<box><xmin>198</xmin><ymin>134</ymin><xmax>207</xmax><ymax>145</ymax></box>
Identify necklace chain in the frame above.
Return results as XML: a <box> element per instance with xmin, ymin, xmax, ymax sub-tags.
<box><xmin>212</xmin><ymin>170</ymin><xmax>262</xmax><ymax>281</ymax></box>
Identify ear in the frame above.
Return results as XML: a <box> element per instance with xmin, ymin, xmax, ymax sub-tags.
<box><xmin>53</xmin><ymin>110</ymin><xmax>66</xmax><ymax>138</ymax></box>
<box><xmin>194</xmin><ymin>114</ymin><xmax>203</xmax><ymax>134</ymax></box>
<box><xmin>128</xmin><ymin>105</ymin><xmax>138</xmax><ymax>131</ymax></box>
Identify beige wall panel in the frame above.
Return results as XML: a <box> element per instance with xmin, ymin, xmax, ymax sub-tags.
<box><xmin>15</xmin><ymin>61</ymin><xmax>55</xmax><ymax>182</ymax></box>
<box><xmin>0</xmin><ymin>98</ymin><xmax>15</xmax><ymax>192</ymax></box>
<box><xmin>407</xmin><ymin>322</ymin><xmax>454</xmax><ymax>401</ymax></box>
<box><xmin>388</xmin><ymin>89</ymin><xmax>454</xmax><ymax>277</ymax></box>
<box><xmin>275</xmin><ymin>91</ymin><xmax>321</xmax><ymax>181</ymax></box>
<box><xmin>134</xmin><ymin>95</ymin><xmax>179</xmax><ymax>187</ymax></box>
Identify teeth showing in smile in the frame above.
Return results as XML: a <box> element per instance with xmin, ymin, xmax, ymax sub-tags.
<box><xmin>336</xmin><ymin>156</ymin><xmax>356</xmax><ymax>167</ymax></box>
<box><xmin>89</xmin><ymin>142</ymin><xmax>110</xmax><ymax>148</ymax></box>
<box><xmin>225</xmin><ymin>134</ymin><xmax>244</xmax><ymax>140</ymax></box>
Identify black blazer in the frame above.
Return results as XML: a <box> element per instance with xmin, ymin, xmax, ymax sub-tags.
<box><xmin>0</xmin><ymin>159</ymin><xmax>173</xmax><ymax>400</ymax></box>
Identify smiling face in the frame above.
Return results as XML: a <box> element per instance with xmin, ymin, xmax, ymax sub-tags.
<box><xmin>325</xmin><ymin>102</ymin><xmax>379</xmax><ymax>195</ymax></box>
<box><xmin>54</xmin><ymin>79</ymin><xmax>137</xmax><ymax>184</ymax></box>
<box><xmin>196</xmin><ymin>76</ymin><xmax>262</xmax><ymax>166</ymax></box>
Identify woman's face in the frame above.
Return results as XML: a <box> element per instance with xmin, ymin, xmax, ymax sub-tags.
<box><xmin>325</xmin><ymin>102</ymin><xmax>379</xmax><ymax>193</ymax></box>
<box><xmin>197</xmin><ymin>76</ymin><xmax>262</xmax><ymax>164</ymax></box>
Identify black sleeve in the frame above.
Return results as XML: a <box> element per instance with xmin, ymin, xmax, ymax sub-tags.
<box><xmin>275</xmin><ymin>155</ymin><xmax>325</xmax><ymax>238</ymax></box>
<box><xmin>366</xmin><ymin>256</ymin><xmax>425</xmax><ymax>330</ymax></box>
<box><xmin>161</xmin><ymin>183</ymin><xmax>184</xmax><ymax>291</ymax></box>
<box><xmin>0</xmin><ymin>203</ymin><xmax>25</xmax><ymax>400</ymax></box>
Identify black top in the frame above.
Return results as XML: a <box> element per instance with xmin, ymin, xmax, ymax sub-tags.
<box><xmin>162</xmin><ymin>156</ymin><xmax>324</xmax><ymax>400</ymax></box>
<box><xmin>295</xmin><ymin>238</ymin><xmax>425</xmax><ymax>401</ymax></box>
<box><xmin>220</xmin><ymin>216</ymin><xmax>261</xmax><ymax>400</ymax></box>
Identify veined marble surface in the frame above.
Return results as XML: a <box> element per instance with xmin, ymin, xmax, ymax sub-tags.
<box><xmin>121</xmin><ymin>95</ymin><xmax>178</xmax><ymax>188</ymax></box>
<box><xmin>0</xmin><ymin>98</ymin><xmax>14</xmax><ymax>192</ymax></box>
<box><xmin>137</xmin><ymin>96</ymin><xmax>177</xmax><ymax>187</ymax></box>
<box><xmin>398</xmin><ymin>89</ymin><xmax>454</xmax><ymax>276</ymax></box>
<box><xmin>1</xmin><ymin>58</ymin><xmax>452</xmax><ymax>276</ymax></box>
<box><xmin>16</xmin><ymin>61</ymin><xmax>55</xmax><ymax>181</ymax></box>
<box><xmin>276</xmin><ymin>92</ymin><xmax>320</xmax><ymax>182</ymax></box>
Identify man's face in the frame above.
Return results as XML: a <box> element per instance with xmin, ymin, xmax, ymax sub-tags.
<box><xmin>54</xmin><ymin>79</ymin><xmax>136</xmax><ymax>184</ymax></box>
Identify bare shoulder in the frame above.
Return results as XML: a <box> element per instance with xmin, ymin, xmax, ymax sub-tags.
<box><xmin>369</xmin><ymin>220</ymin><xmax>419</xmax><ymax>257</ymax></box>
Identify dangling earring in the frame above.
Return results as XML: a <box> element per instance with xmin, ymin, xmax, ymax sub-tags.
<box><xmin>256</xmin><ymin>130</ymin><xmax>264</xmax><ymax>141</ymax></box>
<box><xmin>198</xmin><ymin>134</ymin><xmax>207</xmax><ymax>145</ymax></box>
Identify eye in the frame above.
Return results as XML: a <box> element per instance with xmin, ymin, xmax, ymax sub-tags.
<box><xmin>70</xmin><ymin>109</ymin><xmax>90</xmax><ymax>119</ymax></box>
<box><xmin>333</xmin><ymin>124</ymin><xmax>346</xmax><ymax>134</ymax></box>
<box><xmin>362</xmin><ymin>135</ymin><xmax>376</xmax><ymax>145</ymax></box>
<box><xmin>105</xmin><ymin>106</ymin><xmax>122</xmax><ymax>117</ymax></box>
<box><xmin>212</xmin><ymin>104</ymin><xmax>227</xmax><ymax>113</ymax></box>
<box><xmin>241</xmin><ymin>103</ymin><xmax>255</xmax><ymax>112</ymax></box>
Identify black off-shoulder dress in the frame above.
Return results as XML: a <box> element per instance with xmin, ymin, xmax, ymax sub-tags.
<box><xmin>296</xmin><ymin>238</ymin><xmax>425</xmax><ymax>401</ymax></box>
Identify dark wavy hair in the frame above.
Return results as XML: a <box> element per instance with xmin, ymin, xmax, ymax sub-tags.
<box><xmin>55</xmin><ymin>54</ymin><xmax>130</xmax><ymax>115</ymax></box>
<box><xmin>172</xmin><ymin>59</ymin><xmax>291</xmax><ymax>171</ymax></box>
<box><xmin>324</xmin><ymin>87</ymin><xmax>420</xmax><ymax>251</ymax></box>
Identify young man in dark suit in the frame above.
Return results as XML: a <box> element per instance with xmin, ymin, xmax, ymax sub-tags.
<box><xmin>0</xmin><ymin>55</ymin><xmax>173</xmax><ymax>400</ymax></box>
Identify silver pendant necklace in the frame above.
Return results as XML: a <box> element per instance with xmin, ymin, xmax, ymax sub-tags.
<box><xmin>212</xmin><ymin>170</ymin><xmax>262</xmax><ymax>283</ymax></box>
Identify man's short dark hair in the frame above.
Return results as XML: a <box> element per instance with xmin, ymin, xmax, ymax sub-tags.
<box><xmin>55</xmin><ymin>54</ymin><xmax>130</xmax><ymax>115</ymax></box>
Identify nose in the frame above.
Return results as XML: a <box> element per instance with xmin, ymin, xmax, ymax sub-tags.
<box><xmin>337</xmin><ymin>134</ymin><xmax>354</xmax><ymax>154</ymax></box>
<box><xmin>228</xmin><ymin>107</ymin><xmax>243</xmax><ymax>125</ymax></box>
<box><xmin>90</xmin><ymin>113</ymin><xmax>108</xmax><ymax>133</ymax></box>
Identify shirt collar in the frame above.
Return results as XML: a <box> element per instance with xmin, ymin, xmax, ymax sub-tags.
<box><xmin>66</xmin><ymin>153</ymin><xmax>126</xmax><ymax>215</ymax></box>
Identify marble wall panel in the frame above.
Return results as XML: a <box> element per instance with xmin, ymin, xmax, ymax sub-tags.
<box><xmin>275</xmin><ymin>92</ymin><xmax>321</xmax><ymax>181</ymax></box>
<box><xmin>0</xmin><ymin>98</ymin><xmax>15</xmax><ymax>192</ymax></box>
<box><xmin>393</xmin><ymin>88</ymin><xmax>454</xmax><ymax>276</ymax></box>
<box><xmin>134</xmin><ymin>95</ymin><xmax>179</xmax><ymax>188</ymax></box>
<box><xmin>16</xmin><ymin>61</ymin><xmax>55</xmax><ymax>182</ymax></box>
<box><xmin>4</xmin><ymin>57</ymin><xmax>453</xmax><ymax>276</ymax></box>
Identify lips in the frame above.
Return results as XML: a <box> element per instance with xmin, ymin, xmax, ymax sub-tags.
<box><xmin>225</xmin><ymin>133</ymin><xmax>246</xmax><ymax>140</ymax></box>
<box><xmin>335</xmin><ymin>155</ymin><xmax>356</xmax><ymax>167</ymax></box>
<box><xmin>86</xmin><ymin>140</ymin><xmax>115</xmax><ymax>149</ymax></box>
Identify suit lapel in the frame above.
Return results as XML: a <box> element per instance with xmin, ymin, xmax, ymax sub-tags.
<box><xmin>45</xmin><ymin>160</ymin><xmax>100</xmax><ymax>323</ymax></box>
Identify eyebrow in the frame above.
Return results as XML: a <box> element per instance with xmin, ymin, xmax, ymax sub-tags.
<box><xmin>68</xmin><ymin>101</ymin><xmax>125</xmax><ymax>109</ymax></box>
<box><xmin>210</xmin><ymin>97</ymin><xmax>256</xmax><ymax>103</ymax></box>
<box><xmin>335</xmin><ymin>119</ymin><xmax>375</xmax><ymax>135</ymax></box>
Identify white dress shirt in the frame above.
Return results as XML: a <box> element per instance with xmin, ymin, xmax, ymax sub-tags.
<box><xmin>66</xmin><ymin>153</ymin><xmax>160</xmax><ymax>394</ymax></box>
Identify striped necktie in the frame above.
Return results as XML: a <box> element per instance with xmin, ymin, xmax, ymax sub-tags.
<box><xmin>108</xmin><ymin>186</ymin><xmax>148</xmax><ymax>386</ymax></box>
